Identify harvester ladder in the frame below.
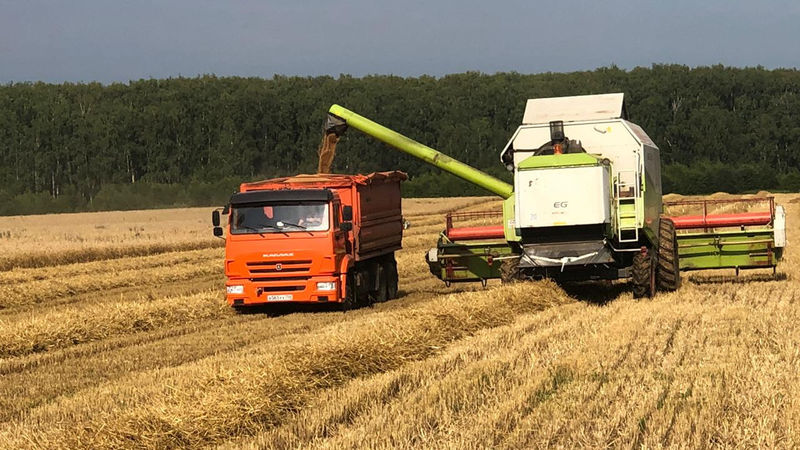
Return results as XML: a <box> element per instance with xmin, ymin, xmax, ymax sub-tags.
<box><xmin>615</xmin><ymin>170</ymin><xmax>640</xmax><ymax>243</ymax></box>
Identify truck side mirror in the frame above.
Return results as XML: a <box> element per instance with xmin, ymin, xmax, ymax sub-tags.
<box><xmin>340</xmin><ymin>222</ymin><xmax>353</xmax><ymax>232</ymax></box>
<box><xmin>212</xmin><ymin>210</ymin><xmax>221</xmax><ymax>227</ymax></box>
<box><xmin>342</xmin><ymin>205</ymin><xmax>353</xmax><ymax>222</ymax></box>
<box><xmin>213</xmin><ymin>226</ymin><xmax>224</xmax><ymax>237</ymax></box>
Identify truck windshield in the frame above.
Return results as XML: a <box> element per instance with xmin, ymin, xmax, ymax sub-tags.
<box><xmin>231</xmin><ymin>202</ymin><xmax>330</xmax><ymax>234</ymax></box>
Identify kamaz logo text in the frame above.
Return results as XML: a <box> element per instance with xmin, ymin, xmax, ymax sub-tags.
<box><xmin>553</xmin><ymin>202</ymin><xmax>568</xmax><ymax>208</ymax></box>
<box><xmin>262</xmin><ymin>253</ymin><xmax>294</xmax><ymax>258</ymax></box>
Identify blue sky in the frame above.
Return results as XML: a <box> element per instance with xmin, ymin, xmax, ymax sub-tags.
<box><xmin>1</xmin><ymin>0</ymin><xmax>798</xmax><ymax>83</ymax></box>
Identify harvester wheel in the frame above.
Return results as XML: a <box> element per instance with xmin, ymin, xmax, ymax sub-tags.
<box><xmin>500</xmin><ymin>257</ymin><xmax>520</xmax><ymax>283</ymax></box>
<box><xmin>632</xmin><ymin>251</ymin><xmax>656</xmax><ymax>299</ymax></box>
<box><xmin>657</xmin><ymin>218</ymin><xmax>681</xmax><ymax>291</ymax></box>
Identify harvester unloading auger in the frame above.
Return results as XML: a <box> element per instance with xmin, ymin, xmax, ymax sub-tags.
<box><xmin>324</xmin><ymin>94</ymin><xmax>787</xmax><ymax>297</ymax></box>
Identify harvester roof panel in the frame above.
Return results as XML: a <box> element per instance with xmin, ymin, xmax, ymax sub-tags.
<box><xmin>523</xmin><ymin>93</ymin><xmax>626</xmax><ymax>124</ymax></box>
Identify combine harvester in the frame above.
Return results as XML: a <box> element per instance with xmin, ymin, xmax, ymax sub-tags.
<box><xmin>324</xmin><ymin>93</ymin><xmax>787</xmax><ymax>297</ymax></box>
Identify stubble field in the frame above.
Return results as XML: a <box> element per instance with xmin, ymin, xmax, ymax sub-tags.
<box><xmin>0</xmin><ymin>194</ymin><xmax>798</xmax><ymax>449</ymax></box>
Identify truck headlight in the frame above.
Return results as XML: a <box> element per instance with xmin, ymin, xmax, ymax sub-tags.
<box><xmin>316</xmin><ymin>281</ymin><xmax>336</xmax><ymax>291</ymax></box>
<box><xmin>226</xmin><ymin>285</ymin><xmax>244</xmax><ymax>295</ymax></box>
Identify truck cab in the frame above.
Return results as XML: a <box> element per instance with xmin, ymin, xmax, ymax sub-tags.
<box><xmin>213</xmin><ymin>172</ymin><xmax>406</xmax><ymax>309</ymax></box>
<box><xmin>223</xmin><ymin>189</ymin><xmax>347</xmax><ymax>306</ymax></box>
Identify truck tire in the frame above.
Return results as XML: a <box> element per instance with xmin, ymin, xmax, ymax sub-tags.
<box><xmin>341</xmin><ymin>273</ymin><xmax>357</xmax><ymax>311</ymax></box>
<box><xmin>384</xmin><ymin>257</ymin><xmax>399</xmax><ymax>300</ymax></box>
<box><xmin>632</xmin><ymin>251</ymin><xmax>656</xmax><ymax>299</ymax></box>
<box><xmin>657</xmin><ymin>218</ymin><xmax>681</xmax><ymax>292</ymax></box>
<box><xmin>373</xmin><ymin>264</ymin><xmax>389</xmax><ymax>303</ymax></box>
<box><xmin>500</xmin><ymin>257</ymin><xmax>520</xmax><ymax>284</ymax></box>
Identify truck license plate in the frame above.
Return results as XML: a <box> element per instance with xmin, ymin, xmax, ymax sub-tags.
<box><xmin>267</xmin><ymin>294</ymin><xmax>293</xmax><ymax>301</ymax></box>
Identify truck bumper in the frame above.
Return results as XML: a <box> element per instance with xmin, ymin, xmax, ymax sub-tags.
<box><xmin>225</xmin><ymin>275</ymin><xmax>341</xmax><ymax>307</ymax></box>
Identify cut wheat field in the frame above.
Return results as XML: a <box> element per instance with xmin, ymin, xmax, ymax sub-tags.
<box><xmin>0</xmin><ymin>194</ymin><xmax>798</xmax><ymax>449</ymax></box>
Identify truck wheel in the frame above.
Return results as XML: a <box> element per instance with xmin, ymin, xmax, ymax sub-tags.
<box><xmin>341</xmin><ymin>273</ymin><xmax>357</xmax><ymax>311</ymax></box>
<box><xmin>499</xmin><ymin>257</ymin><xmax>520</xmax><ymax>284</ymax></box>
<box><xmin>632</xmin><ymin>251</ymin><xmax>656</xmax><ymax>299</ymax></box>
<box><xmin>373</xmin><ymin>265</ymin><xmax>389</xmax><ymax>303</ymax></box>
<box><xmin>384</xmin><ymin>258</ymin><xmax>399</xmax><ymax>299</ymax></box>
<box><xmin>657</xmin><ymin>218</ymin><xmax>681</xmax><ymax>291</ymax></box>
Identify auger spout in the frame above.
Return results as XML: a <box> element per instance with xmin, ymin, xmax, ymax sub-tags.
<box><xmin>326</xmin><ymin>105</ymin><xmax>513</xmax><ymax>199</ymax></box>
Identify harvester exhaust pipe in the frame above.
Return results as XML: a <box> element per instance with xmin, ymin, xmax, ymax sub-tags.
<box><xmin>325</xmin><ymin>105</ymin><xmax>514</xmax><ymax>199</ymax></box>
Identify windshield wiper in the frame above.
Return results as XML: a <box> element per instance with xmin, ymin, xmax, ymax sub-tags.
<box><xmin>236</xmin><ymin>224</ymin><xmax>267</xmax><ymax>236</ymax></box>
<box><xmin>278</xmin><ymin>221</ymin><xmax>316</xmax><ymax>235</ymax></box>
<box><xmin>258</xmin><ymin>224</ymin><xmax>291</xmax><ymax>236</ymax></box>
<box><xmin>237</xmin><ymin>224</ymin><xmax>289</xmax><ymax>236</ymax></box>
<box><xmin>277</xmin><ymin>221</ymin><xmax>307</xmax><ymax>230</ymax></box>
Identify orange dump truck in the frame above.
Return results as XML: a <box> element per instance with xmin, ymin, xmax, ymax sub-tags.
<box><xmin>212</xmin><ymin>171</ymin><xmax>407</xmax><ymax>309</ymax></box>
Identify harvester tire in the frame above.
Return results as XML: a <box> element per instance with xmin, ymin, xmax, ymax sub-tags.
<box><xmin>632</xmin><ymin>251</ymin><xmax>656</xmax><ymax>299</ymax></box>
<box><xmin>500</xmin><ymin>257</ymin><xmax>520</xmax><ymax>283</ymax></box>
<box><xmin>657</xmin><ymin>218</ymin><xmax>681</xmax><ymax>291</ymax></box>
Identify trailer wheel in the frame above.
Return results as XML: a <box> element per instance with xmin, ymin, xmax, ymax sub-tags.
<box><xmin>500</xmin><ymin>257</ymin><xmax>520</xmax><ymax>283</ymax></box>
<box><xmin>657</xmin><ymin>217</ymin><xmax>681</xmax><ymax>291</ymax></box>
<box><xmin>632</xmin><ymin>251</ymin><xmax>656</xmax><ymax>299</ymax></box>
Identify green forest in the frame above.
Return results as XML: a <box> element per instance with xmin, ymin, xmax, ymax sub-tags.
<box><xmin>1</xmin><ymin>64</ymin><xmax>799</xmax><ymax>215</ymax></box>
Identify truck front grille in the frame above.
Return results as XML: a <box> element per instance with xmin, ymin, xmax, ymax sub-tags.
<box><xmin>246</xmin><ymin>260</ymin><xmax>312</xmax><ymax>276</ymax></box>
<box><xmin>250</xmin><ymin>276</ymin><xmax>311</xmax><ymax>295</ymax></box>
<box><xmin>250</xmin><ymin>276</ymin><xmax>310</xmax><ymax>282</ymax></box>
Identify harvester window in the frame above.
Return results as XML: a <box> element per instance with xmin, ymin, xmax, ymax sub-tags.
<box><xmin>534</xmin><ymin>139</ymin><xmax>586</xmax><ymax>156</ymax></box>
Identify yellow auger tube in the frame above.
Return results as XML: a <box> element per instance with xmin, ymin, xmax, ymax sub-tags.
<box><xmin>327</xmin><ymin>104</ymin><xmax>513</xmax><ymax>199</ymax></box>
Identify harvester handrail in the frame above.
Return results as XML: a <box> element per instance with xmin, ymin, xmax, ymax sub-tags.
<box><xmin>446</xmin><ymin>210</ymin><xmax>503</xmax><ymax>221</ymax></box>
<box><xmin>665</xmin><ymin>197</ymin><xmax>775</xmax><ymax>231</ymax></box>
<box><xmin>446</xmin><ymin>210</ymin><xmax>503</xmax><ymax>231</ymax></box>
<box><xmin>663</xmin><ymin>196</ymin><xmax>774</xmax><ymax>207</ymax></box>
<box><xmin>664</xmin><ymin>197</ymin><xmax>774</xmax><ymax>221</ymax></box>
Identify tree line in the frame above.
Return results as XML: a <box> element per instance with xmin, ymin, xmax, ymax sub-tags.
<box><xmin>1</xmin><ymin>64</ymin><xmax>799</xmax><ymax>215</ymax></box>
